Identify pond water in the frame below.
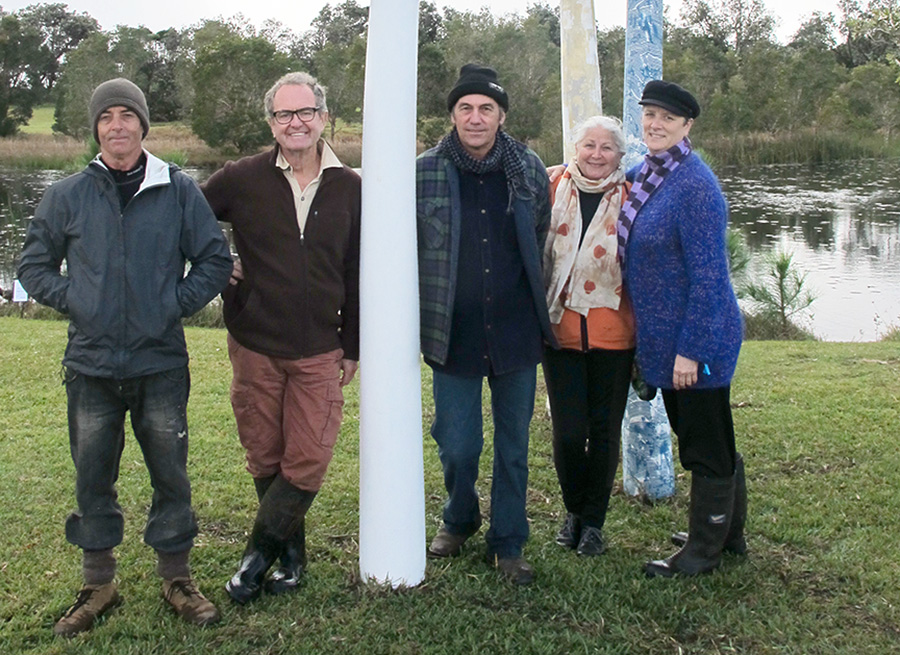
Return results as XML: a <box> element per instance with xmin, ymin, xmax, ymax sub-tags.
<box><xmin>2</xmin><ymin>159</ymin><xmax>899</xmax><ymax>341</ymax></box>
<box><xmin>719</xmin><ymin>158</ymin><xmax>900</xmax><ymax>341</ymax></box>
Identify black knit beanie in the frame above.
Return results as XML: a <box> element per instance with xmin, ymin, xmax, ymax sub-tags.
<box><xmin>447</xmin><ymin>64</ymin><xmax>509</xmax><ymax>112</ymax></box>
<box><xmin>89</xmin><ymin>78</ymin><xmax>150</xmax><ymax>143</ymax></box>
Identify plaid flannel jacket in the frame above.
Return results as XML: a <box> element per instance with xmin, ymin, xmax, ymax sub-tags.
<box><xmin>415</xmin><ymin>141</ymin><xmax>555</xmax><ymax>365</ymax></box>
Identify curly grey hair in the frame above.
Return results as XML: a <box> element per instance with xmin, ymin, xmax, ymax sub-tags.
<box><xmin>571</xmin><ymin>115</ymin><xmax>626</xmax><ymax>155</ymax></box>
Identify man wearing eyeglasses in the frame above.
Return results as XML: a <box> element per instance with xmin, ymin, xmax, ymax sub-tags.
<box><xmin>202</xmin><ymin>72</ymin><xmax>360</xmax><ymax>605</ymax></box>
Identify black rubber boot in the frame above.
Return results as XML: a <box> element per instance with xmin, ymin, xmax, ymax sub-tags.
<box><xmin>265</xmin><ymin>520</ymin><xmax>307</xmax><ymax>595</ymax></box>
<box><xmin>671</xmin><ymin>454</ymin><xmax>747</xmax><ymax>554</ymax></box>
<box><xmin>253</xmin><ymin>475</ymin><xmax>277</xmax><ymax>503</ymax></box>
<box><xmin>225</xmin><ymin>476</ymin><xmax>317</xmax><ymax>604</ymax></box>
<box><xmin>225</xmin><ymin>524</ymin><xmax>282</xmax><ymax>605</ymax></box>
<box><xmin>645</xmin><ymin>473</ymin><xmax>735</xmax><ymax>578</ymax></box>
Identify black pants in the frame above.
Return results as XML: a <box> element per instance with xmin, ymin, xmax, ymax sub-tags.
<box><xmin>662</xmin><ymin>386</ymin><xmax>736</xmax><ymax>478</ymax></box>
<box><xmin>542</xmin><ymin>347</ymin><xmax>634</xmax><ymax>528</ymax></box>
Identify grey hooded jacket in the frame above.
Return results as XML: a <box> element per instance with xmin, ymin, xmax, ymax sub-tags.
<box><xmin>18</xmin><ymin>151</ymin><xmax>232</xmax><ymax>378</ymax></box>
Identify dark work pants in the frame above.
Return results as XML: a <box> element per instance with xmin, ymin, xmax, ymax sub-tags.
<box><xmin>542</xmin><ymin>347</ymin><xmax>634</xmax><ymax>529</ymax></box>
<box><xmin>661</xmin><ymin>386</ymin><xmax>736</xmax><ymax>479</ymax></box>
<box><xmin>64</xmin><ymin>366</ymin><xmax>198</xmax><ymax>553</ymax></box>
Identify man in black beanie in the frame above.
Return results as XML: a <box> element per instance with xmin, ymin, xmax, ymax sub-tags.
<box><xmin>416</xmin><ymin>63</ymin><xmax>554</xmax><ymax>585</ymax></box>
<box><xmin>18</xmin><ymin>77</ymin><xmax>231</xmax><ymax>636</ymax></box>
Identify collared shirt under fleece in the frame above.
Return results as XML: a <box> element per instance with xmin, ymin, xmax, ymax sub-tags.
<box><xmin>202</xmin><ymin>142</ymin><xmax>361</xmax><ymax>361</ymax></box>
<box><xmin>276</xmin><ymin>141</ymin><xmax>344</xmax><ymax>238</ymax></box>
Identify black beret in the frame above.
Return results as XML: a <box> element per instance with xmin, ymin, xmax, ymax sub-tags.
<box><xmin>447</xmin><ymin>63</ymin><xmax>509</xmax><ymax>112</ymax></box>
<box><xmin>638</xmin><ymin>80</ymin><xmax>700</xmax><ymax>119</ymax></box>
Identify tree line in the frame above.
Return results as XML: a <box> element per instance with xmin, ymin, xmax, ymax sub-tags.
<box><xmin>1</xmin><ymin>1</ymin><xmax>899</xmax><ymax>162</ymax></box>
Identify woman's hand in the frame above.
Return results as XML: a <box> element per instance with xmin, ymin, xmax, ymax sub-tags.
<box><xmin>547</xmin><ymin>164</ymin><xmax>566</xmax><ymax>184</ymax></box>
<box><xmin>672</xmin><ymin>354</ymin><xmax>698</xmax><ymax>390</ymax></box>
<box><xmin>229</xmin><ymin>258</ymin><xmax>243</xmax><ymax>286</ymax></box>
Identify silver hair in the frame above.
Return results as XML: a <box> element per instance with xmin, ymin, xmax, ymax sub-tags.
<box><xmin>263</xmin><ymin>72</ymin><xmax>328</xmax><ymax>118</ymax></box>
<box><xmin>571</xmin><ymin>115</ymin><xmax>626</xmax><ymax>155</ymax></box>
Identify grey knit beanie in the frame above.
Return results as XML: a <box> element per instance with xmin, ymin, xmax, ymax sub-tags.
<box><xmin>89</xmin><ymin>78</ymin><xmax>150</xmax><ymax>143</ymax></box>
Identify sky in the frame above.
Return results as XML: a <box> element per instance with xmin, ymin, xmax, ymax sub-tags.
<box><xmin>2</xmin><ymin>0</ymin><xmax>841</xmax><ymax>44</ymax></box>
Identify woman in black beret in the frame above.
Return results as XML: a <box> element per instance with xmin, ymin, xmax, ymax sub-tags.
<box><xmin>618</xmin><ymin>80</ymin><xmax>746</xmax><ymax>578</ymax></box>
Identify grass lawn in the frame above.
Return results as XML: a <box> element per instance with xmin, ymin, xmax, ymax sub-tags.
<box><xmin>1</xmin><ymin>317</ymin><xmax>899</xmax><ymax>654</ymax></box>
<box><xmin>19</xmin><ymin>106</ymin><xmax>56</xmax><ymax>135</ymax></box>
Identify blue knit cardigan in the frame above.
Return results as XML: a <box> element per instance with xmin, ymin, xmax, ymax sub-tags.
<box><xmin>623</xmin><ymin>153</ymin><xmax>742</xmax><ymax>389</ymax></box>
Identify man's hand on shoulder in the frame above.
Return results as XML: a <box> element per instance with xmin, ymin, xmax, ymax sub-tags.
<box><xmin>547</xmin><ymin>164</ymin><xmax>565</xmax><ymax>185</ymax></box>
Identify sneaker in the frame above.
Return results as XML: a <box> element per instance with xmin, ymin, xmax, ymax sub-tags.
<box><xmin>575</xmin><ymin>525</ymin><xmax>606</xmax><ymax>557</ymax></box>
<box><xmin>162</xmin><ymin>578</ymin><xmax>221</xmax><ymax>626</ymax></box>
<box><xmin>487</xmin><ymin>554</ymin><xmax>535</xmax><ymax>586</ymax></box>
<box><xmin>555</xmin><ymin>513</ymin><xmax>581</xmax><ymax>549</ymax></box>
<box><xmin>53</xmin><ymin>582</ymin><xmax>120</xmax><ymax>638</ymax></box>
<box><xmin>427</xmin><ymin>525</ymin><xmax>472</xmax><ymax>559</ymax></box>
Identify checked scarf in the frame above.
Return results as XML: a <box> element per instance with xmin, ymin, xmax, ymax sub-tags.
<box><xmin>437</xmin><ymin>128</ymin><xmax>531</xmax><ymax>212</ymax></box>
<box><xmin>616</xmin><ymin>137</ymin><xmax>692</xmax><ymax>264</ymax></box>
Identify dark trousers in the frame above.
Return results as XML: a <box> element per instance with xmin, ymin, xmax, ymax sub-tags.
<box><xmin>542</xmin><ymin>347</ymin><xmax>634</xmax><ymax>528</ymax></box>
<box><xmin>64</xmin><ymin>366</ymin><xmax>198</xmax><ymax>552</ymax></box>
<box><xmin>661</xmin><ymin>386</ymin><xmax>736</xmax><ymax>478</ymax></box>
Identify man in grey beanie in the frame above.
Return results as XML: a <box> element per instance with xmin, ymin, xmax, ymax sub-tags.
<box><xmin>18</xmin><ymin>77</ymin><xmax>232</xmax><ymax>636</ymax></box>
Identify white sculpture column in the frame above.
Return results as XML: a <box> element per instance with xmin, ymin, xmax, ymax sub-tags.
<box><xmin>358</xmin><ymin>0</ymin><xmax>426</xmax><ymax>586</ymax></box>
<box><xmin>559</xmin><ymin>0</ymin><xmax>603</xmax><ymax>160</ymax></box>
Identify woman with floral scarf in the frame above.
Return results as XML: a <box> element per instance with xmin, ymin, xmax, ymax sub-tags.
<box><xmin>542</xmin><ymin>115</ymin><xmax>635</xmax><ymax>557</ymax></box>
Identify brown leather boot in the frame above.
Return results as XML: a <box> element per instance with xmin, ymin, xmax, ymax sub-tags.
<box><xmin>53</xmin><ymin>582</ymin><xmax>120</xmax><ymax>637</ymax></box>
<box><xmin>427</xmin><ymin>525</ymin><xmax>474</xmax><ymax>558</ymax></box>
<box><xmin>162</xmin><ymin>578</ymin><xmax>220</xmax><ymax>626</ymax></box>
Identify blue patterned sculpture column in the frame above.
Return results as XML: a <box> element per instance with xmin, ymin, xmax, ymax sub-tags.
<box><xmin>621</xmin><ymin>0</ymin><xmax>675</xmax><ymax>501</ymax></box>
<box><xmin>623</xmin><ymin>0</ymin><xmax>663</xmax><ymax>169</ymax></box>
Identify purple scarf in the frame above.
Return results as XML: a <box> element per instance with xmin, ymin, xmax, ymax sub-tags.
<box><xmin>616</xmin><ymin>137</ymin><xmax>692</xmax><ymax>264</ymax></box>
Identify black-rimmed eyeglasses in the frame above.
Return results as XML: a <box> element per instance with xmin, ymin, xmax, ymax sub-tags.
<box><xmin>271</xmin><ymin>107</ymin><xmax>321</xmax><ymax>124</ymax></box>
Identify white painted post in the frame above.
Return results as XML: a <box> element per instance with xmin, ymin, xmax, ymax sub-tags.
<box><xmin>358</xmin><ymin>0</ymin><xmax>425</xmax><ymax>587</ymax></box>
<box><xmin>559</xmin><ymin>0</ymin><xmax>603</xmax><ymax>161</ymax></box>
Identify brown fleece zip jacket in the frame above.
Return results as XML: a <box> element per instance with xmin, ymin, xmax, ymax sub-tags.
<box><xmin>202</xmin><ymin>146</ymin><xmax>361</xmax><ymax>360</ymax></box>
